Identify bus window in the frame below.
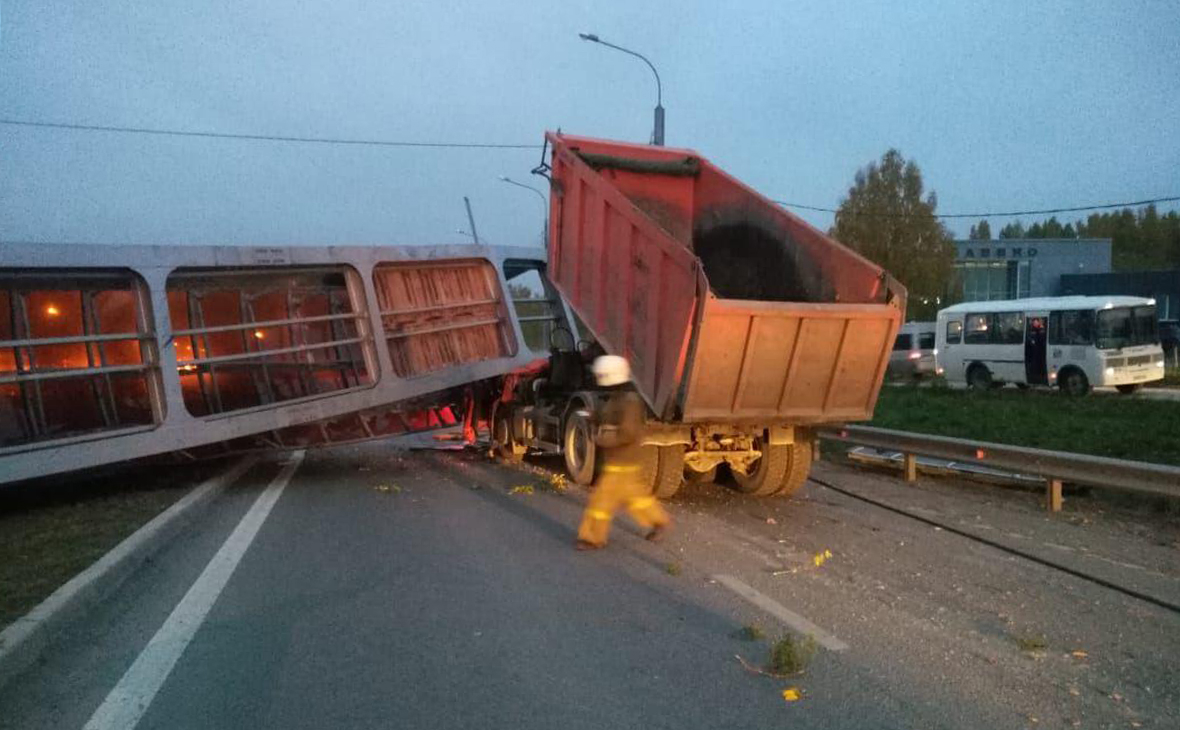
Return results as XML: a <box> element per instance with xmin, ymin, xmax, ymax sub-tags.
<box><xmin>919</xmin><ymin>332</ymin><xmax>936</xmax><ymax>350</ymax></box>
<box><xmin>1050</xmin><ymin>310</ymin><xmax>1094</xmax><ymax>345</ymax></box>
<box><xmin>893</xmin><ymin>333</ymin><xmax>913</xmax><ymax>351</ymax></box>
<box><xmin>964</xmin><ymin>314</ymin><xmax>989</xmax><ymax>344</ymax></box>
<box><xmin>1134</xmin><ymin>306</ymin><xmax>1158</xmax><ymax>344</ymax></box>
<box><xmin>946</xmin><ymin>320</ymin><xmax>962</xmax><ymax>344</ymax></box>
<box><xmin>995</xmin><ymin>312</ymin><xmax>1024</xmax><ymax>344</ymax></box>
<box><xmin>1097</xmin><ymin>308</ymin><xmax>1134</xmax><ymax>349</ymax></box>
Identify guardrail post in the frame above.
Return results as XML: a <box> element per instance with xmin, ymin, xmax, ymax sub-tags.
<box><xmin>1045</xmin><ymin>478</ymin><xmax>1063</xmax><ymax>512</ymax></box>
<box><xmin>903</xmin><ymin>453</ymin><xmax>917</xmax><ymax>483</ymax></box>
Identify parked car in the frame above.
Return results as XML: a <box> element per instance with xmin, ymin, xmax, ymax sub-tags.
<box><xmin>888</xmin><ymin>321</ymin><xmax>937</xmax><ymax>379</ymax></box>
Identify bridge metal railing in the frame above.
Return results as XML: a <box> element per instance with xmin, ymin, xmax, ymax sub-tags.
<box><xmin>817</xmin><ymin>425</ymin><xmax>1180</xmax><ymax>512</ymax></box>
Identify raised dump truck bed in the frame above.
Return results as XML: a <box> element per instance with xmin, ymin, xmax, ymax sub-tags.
<box><xmin>545</xmin><ymin>132</ymin><xmax>905</xmax><ymax>425</ymax></box>
<box><xmin>489</xmin><ymin>132</ymin><xmax>905</xmax><ymax>499</ymax></box>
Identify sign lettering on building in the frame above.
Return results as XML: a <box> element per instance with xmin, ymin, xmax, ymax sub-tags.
<box><xmin>961</xmin><ymin>246</ymin><xmax>1037</xmax><ymax>259</ymax></box>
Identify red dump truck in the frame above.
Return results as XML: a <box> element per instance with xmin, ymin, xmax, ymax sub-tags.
<box><xmin>489</xmin><ymin>133</ymin><xmax>906</xmax><ymax>497</ymax></box>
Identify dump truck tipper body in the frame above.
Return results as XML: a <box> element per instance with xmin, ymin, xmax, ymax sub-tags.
<box><xmin>491</xmin><ymin>132</ymin><xmax>905</xmax><ymax>497</ymax></box>
<box><xmin>546</xmin><ymin>133</ymin><xmax>905</xmax><ymax>424</ymax></box>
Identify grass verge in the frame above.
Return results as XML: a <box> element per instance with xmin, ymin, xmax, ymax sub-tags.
<box><xmin>0</xmin><ymin>460</ymin><xmax>220</xmax><ymax>629</ymax></box>
<box><xmin>870</xmin><ymin>385</ymin><xmax>1180</xmax><ymax>466</ymax></box>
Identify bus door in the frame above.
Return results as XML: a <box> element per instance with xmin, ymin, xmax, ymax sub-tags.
<box><xmin>1025</xmin><ymin>311</ymin><xmax>1049</xmax><ymax>385</ymax></box>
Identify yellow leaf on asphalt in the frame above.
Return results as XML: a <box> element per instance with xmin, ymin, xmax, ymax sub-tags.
<box><xmin>781</xmin><ymin>687</ymin><xmax>801</xmax><ymax>702</ymax></box>
<box><xmin>509</xmin><ymin>485</ymin><xmax>535</xmax><ymax>495</ymax></box>
<box><xmin>824</xmin><ymin>549</ymin><xmax>832</xmax><ymax>559</ymax></box>
<box><xmin>813</xmin><ymin>553</ymin><xmax>826</xmax><ymax>567</ymax></box>
<box><xmin>1070</xmin><ymin>650</ymin><xmax>1088</xmax><ymax>659</ymax></box>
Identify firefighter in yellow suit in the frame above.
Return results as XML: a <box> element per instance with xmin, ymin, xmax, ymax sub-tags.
<box><xmin>576</xmin><ymin>355</ymin><xmax>671</xmax><ymax>551</ymax></box>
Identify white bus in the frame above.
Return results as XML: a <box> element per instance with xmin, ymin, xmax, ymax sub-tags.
<box><xmin>935</xmin><ymin>296</ymin><xmax>1165</xmax><ymax>395</ymax></box>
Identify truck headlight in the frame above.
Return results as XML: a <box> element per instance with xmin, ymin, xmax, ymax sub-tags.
<box><xmin>1104</xmin><ymin>367</ymin><xmax>1115</xmax><ymax>377</ymax></box>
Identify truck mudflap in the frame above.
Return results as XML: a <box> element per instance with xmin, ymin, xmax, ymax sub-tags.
<box><xmin>680</xmin><ymin>297</ymin><xmax>900</xmax><ymax>423</ymax></box>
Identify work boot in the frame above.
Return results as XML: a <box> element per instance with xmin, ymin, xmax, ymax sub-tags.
<box><xmin>575</xmin><ymin>539</ymin><xmax>605</xmax><ymax>551</ymax></box>
<box><xmin>645</xmin><ymin>523</ymin><xmax>669</xmax><ymax>542</ymax></box>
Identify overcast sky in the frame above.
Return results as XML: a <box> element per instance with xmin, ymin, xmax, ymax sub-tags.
<box><xmin>2</xmin><ymin>1</ymin><xmax>1178</xmax><ymax>249</ymax></box>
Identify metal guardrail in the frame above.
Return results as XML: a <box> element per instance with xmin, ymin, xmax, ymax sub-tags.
<box><xmin>817</xmin><ymin>425</ymin><xmax>1180</xmax><ymax>511</ymax></box>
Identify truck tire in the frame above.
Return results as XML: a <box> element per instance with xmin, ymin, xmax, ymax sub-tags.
<box><xmin>492</xmin><ymin>406</ymin><xmax>522</xmax><ymax>463</ymax></box>
<box><xmin>647</xmin><ymin>445</ymin><xmax>685</xmax><ymax>499</ymax></box>
<box><xmin>563</xmin><ymin>411</ymin><xmax>596</xmax><ymax>485</ymax></box>
<box><xmin>731</xmin><ymin>438</ymin><xmax>790</xmax><ymax>497</ymax></box>
<box><xmin>772</xmin><ymin>437</ymin><xmax>813</xmax><ymax>497</ymax></box>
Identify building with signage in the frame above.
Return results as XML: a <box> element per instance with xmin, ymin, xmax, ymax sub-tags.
<box><xmin>953</xmin><ymin>238</ymin><xmax>1111</xmax><ymax>302</ymax></box>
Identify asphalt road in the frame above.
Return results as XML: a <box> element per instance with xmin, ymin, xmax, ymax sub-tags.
<box><xmin>2</xmin><ymin>443</ymin><xmax>1178</xmax><ymax>729</ymax></box>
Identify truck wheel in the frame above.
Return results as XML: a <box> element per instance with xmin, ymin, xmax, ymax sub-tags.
<box><xmin>563</xmin><ymin>411</ymin><xmax>596</xmax><ymax>485</ymax></box>
<box><xmin>492</xmin><ymin>406</ymin><xmax>522</xmax><ymax>463</ymax></box>
<box><xmin>648</xmin><ymin>445</ymin><xmax>685</xmax><ymax>498</ymax></box>
<box><xmin>731</xmin><ymin>438</ymin><xmax>790</xmax><ymax>497</ymax></box>
<box><xmin>772</xmin><ymin>437</ymin><xmax>814</xmax><ymax>497</ymax></box>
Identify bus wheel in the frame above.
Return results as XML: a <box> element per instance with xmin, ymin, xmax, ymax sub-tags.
<box><xmin>732</xmin><ymin>438</ymin><xmax>790</xmax><ymax>497</ymax></box>
<box><xmin>1059</xmin><ymin>368</ymin><xmax>1090</xmax><ymax>396</ymax></box>
<box><xmin>563</xmin><ymin>411</ymin><xmax>596</xmax><ymax>485</ymax></box>
<box><xmin>772</xmin><ymin>436</ymin><xmax>814</xmax><ymax>497</ymax></box>
<box><xmin>1116</xmin><ymin>384</ymin><xmax>1142</xmax><ymax>395</ymax></box>
<box><xmin>967</xmin><ymin>364</ymin><xmax>993</xmax><ymax>391</ymax></box>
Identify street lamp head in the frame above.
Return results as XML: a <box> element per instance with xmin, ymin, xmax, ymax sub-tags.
<box><xmin>579</xmin><ymin>33</ymin><xmax>600</xmax><ymax>42</ymax></box>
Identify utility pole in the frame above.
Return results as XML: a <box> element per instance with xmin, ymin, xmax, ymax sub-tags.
<box><xmin>499</xmin><ymin>176</ymin><xmax>548</xmax><ymax>247</ymax></box>
<box><xmin>463</xmin><ymin>196</ymin><xmax>480</xmax><ymax>245</ymax></box>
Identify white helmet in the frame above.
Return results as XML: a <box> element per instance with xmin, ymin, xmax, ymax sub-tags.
<box><xmin>592</xmin><ymin>355</ymin><xmax>631</xmax><ymax>387</ymax></box>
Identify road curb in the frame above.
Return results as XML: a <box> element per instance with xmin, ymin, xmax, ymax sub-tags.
<box><xmin>0</xmin><ymin>456</ymin><xmax>257</xmax><ymax>690</ymax></box>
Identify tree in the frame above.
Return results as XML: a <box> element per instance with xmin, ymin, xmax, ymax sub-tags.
<box><xmin>831</xmin><ymin>149</ymin><xmax>955</xmax><ymax>320</ymax></box>
<box><xmin>969</xmin><ymin>220</ymin><xmax>991</xmax><ymax>240</ymax></box>
<box><xmin>1002</xmin><ymin>204</ymin><xmax>1180</xmax><ymax>270</ymax></box>
<box><xmin>999</xmin><ymin>222</ymin><xmax>1025</xmax><ymax>239</ymax></box>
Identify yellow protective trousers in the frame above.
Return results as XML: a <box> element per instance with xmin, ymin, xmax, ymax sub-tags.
<box><xmin>577</xmin><ymin>464</ymin><xmax>669</xmax><ymax>546</ymax></box>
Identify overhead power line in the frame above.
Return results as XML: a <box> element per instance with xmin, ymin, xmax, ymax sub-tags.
<box><xmin>4</xmin><ymin>117</ymin><xmax>1177</xmax><ymax>217</ymax></box>
<box><xmin>773</xmin><ymin>196</ymin><xmax>1180</xmax><ymax>219</ymax></box>
<box><xmin>0</xmin><ymin>118</ymin><xmax>542</xmax><ymax>149</ymax></box>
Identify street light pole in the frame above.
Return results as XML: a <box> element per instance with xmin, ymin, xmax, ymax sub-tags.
<box><xmin>578</xmin><ymin>33</ymin><xmax>664</xmax><ymax>146</ymax></box>
<box><xmin>499</xmin><ymin>176</ymin><xmax>549</xmax><ymax>247</ymax></box>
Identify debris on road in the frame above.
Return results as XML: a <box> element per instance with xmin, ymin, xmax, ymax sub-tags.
<box><xmin>665</xmin><ymin>563</ymin><xmax>682</xmax><ymax>576</ymax></box>
<box><xmin>781</xmin><ymin>687</ymin><xmax>802</xmax><ymax>702</ymax></box>
<box><xmin>509</xmin><ymin>485</ymin><xmax>535</xmax><ymax>496</ymax></box>
<box><xmin>732</xmin><ymin>624</ymin><xmax>765</xmax><ymax>642</ymax></box>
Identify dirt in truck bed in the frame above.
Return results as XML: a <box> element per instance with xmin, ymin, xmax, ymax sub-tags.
<box><xmin>693</xmin><ymin>222</ymin><xmax>819</xmax><ymax>303</ymax></box>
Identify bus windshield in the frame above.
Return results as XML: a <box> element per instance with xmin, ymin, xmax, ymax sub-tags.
<box><xmin>1096</xmin><ymin>305</ymin><xmax>1158</xmax><ymax>350</ymax></box>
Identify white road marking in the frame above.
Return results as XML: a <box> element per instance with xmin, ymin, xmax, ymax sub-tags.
<box><xmin>82</xmin><ymin>452</ymin><xmax>304</xmax><ymax>730</ymax></box>
<box><xmin>713</xmin><ymin>573</ymin><xmax>850</xmax><ymax>652</ymax></box>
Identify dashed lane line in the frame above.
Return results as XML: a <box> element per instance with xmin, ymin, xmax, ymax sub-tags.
<box><xmin>712</xmin><ymin>573</ymin><xmax>850</xmax><ymax>652</ymax></box>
